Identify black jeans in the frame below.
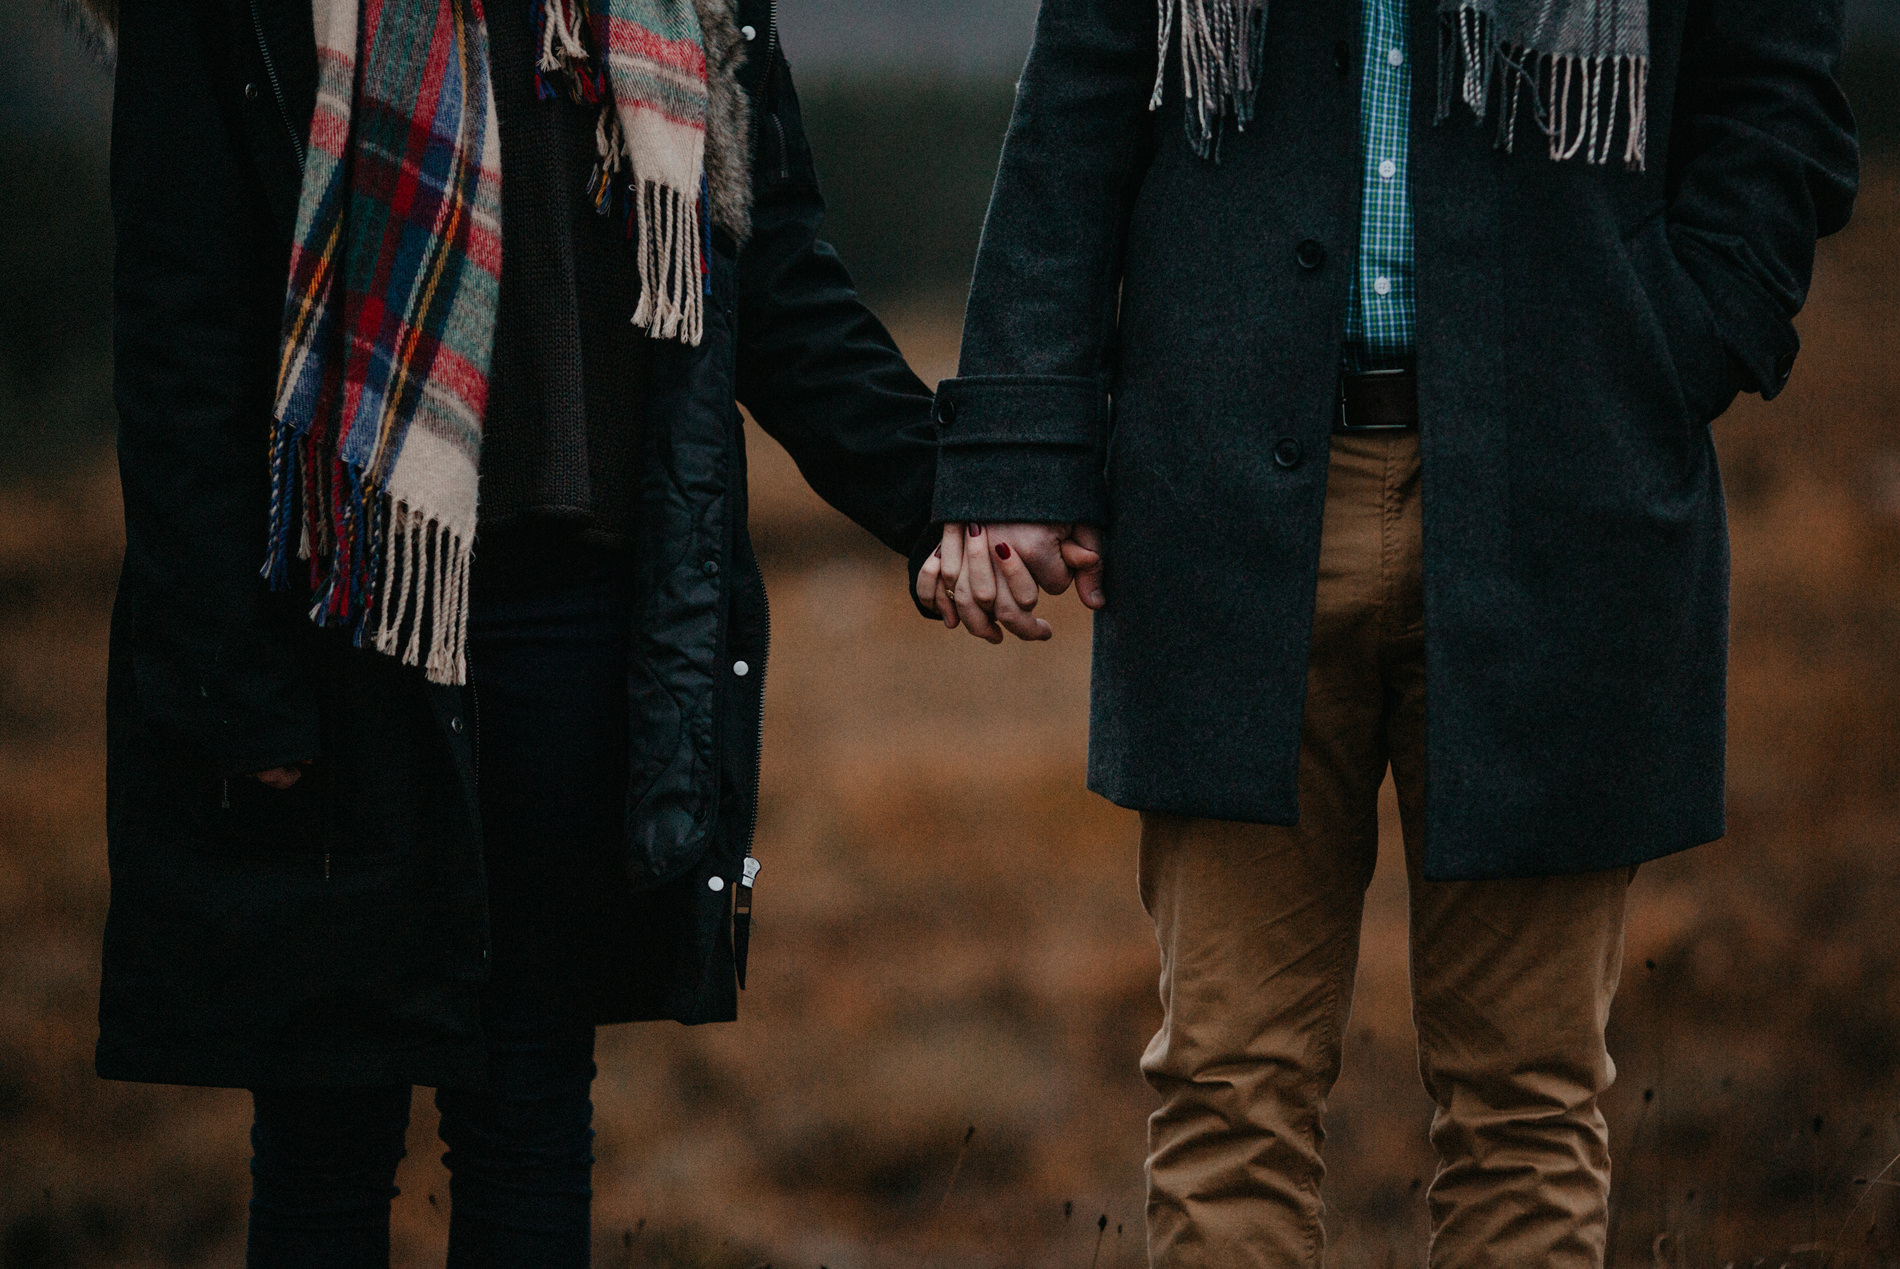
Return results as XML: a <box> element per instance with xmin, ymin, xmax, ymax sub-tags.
<box><xmin>248</xmin><ymin>536</ymin><xmax>633</xmax><ymax>1269</ymax></box>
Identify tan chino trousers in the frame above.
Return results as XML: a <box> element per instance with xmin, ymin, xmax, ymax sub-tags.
<box><xmin>1138</xmin><ymin>432</ymin><xmax>1632</xmax><ymax>1268</ymax></box>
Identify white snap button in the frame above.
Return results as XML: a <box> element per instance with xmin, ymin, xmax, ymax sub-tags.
<box><xmin>733</xmin><ymin>660</ymin><xmax>750</xmax><ymax>677</ymax></box>
<box><xmin>1387</xmin><ymin>47</ymin><xmax>1404</xmax><ymax>66</ymax></box>
<box><xmin>1378</xmin><ymin>159</ymin><xmax>1396</xmax><ymax>180</ymax></box>
<box><xmin>742</xmin><ymin>24</ymin><xmax>757</xmax><ymax>40</ymax></box>
<box><xmin>1373</xmin><ymin>276</ymin><xmax>1392</xmax><ymax>296</ymax></box>
<box><xmin>708</xmin><ymin>876</ymin><xmax>726</xmax><ymax>892</ymax></box>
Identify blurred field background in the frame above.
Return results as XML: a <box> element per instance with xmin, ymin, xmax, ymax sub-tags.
<box><xmin>5</xmin><ymin>2</ymin><xmax>1900</xmax><ymax>1266</ymax></box>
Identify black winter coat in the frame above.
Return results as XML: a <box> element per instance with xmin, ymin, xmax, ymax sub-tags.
<box><xmin>932</xmin><ymin>0</ymin><xmax>1857</xmax><ymax>880</ymax></box>
<box><xmin>97</xmin><ymin>0</ymin><xmax>937</xmax><ymax>1090</ymax></box>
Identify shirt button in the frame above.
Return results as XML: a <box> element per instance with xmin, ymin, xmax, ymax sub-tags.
<box><xmin>1273</xmin><ymin>438</ymin><xmax>1304</xmax><ymax>469</ymax></box>
<box><xmin>733</xmin><ymin>660</ymin><xmax>750</xmax><ymax>677</ymax></box>
<box><xmin>1378</xmin><ymin>158</ymin><xmax>1397</xmax><ymax>180</ymax></box>
<box><xmin>1374</xmin><ymin>276</ymin><xmax>1393</xmax><ymax>297</ymax></box>
<box><xmin>1387</xmin><ymin>47</ymin><xmax>1405</xmax><ymax>67</ymax></box>
<box><xmin>1296</xmin><ymin>239</ymin><xmax>1326</xmax><ymax>270</ymax></box>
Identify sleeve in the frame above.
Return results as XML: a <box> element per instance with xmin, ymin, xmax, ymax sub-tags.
<box><xmin>1664</xmin><ymin>0</ymin><xmax>1859</xmax><ymax>400</ymax></box>
<box><xmin>733</xmin><ymin>45</ymin><xmax>940</xmax><ymax>560</ymax></box>
<box><xmin>930</xmin><ymin>0</ymin><xmax>1159</xmax><ymax>527</ymax></box>
<box><xmin>111</xmin><ymin>0</ymin><xmax>321</xmax><ymax>776</ymax></box>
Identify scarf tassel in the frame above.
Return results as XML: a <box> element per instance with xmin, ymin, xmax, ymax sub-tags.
<box><xmin>263</xmin><ymin>421</ymin><xmax>470</xmax><ymax>681</ymax></box>
<box><xmin>630</xmin><ymin>176</ymin><xmax>706</xmax><ymax>344</ymax></box>
<box><xmin>1153</xmin><ymin>0</ymin><xmax>1270</xmax><ymax>159</ymax></box>
<box><xmin>541</xmin><ymin>0</ymin><xmax>710</xmax><ymax>340</ymax></box>
<box><xmin>1436</xmin><ymin>8</ymin><xmax>1648</xmax><ymax>169</ymax></box>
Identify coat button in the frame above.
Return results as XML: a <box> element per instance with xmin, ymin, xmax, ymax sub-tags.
<box><xmin>1273</xmin><ymin>438</ymin><xmax>1303</xmax><ymax>469</ymax></box>
<box><xmin>703</xmin><ymin>559</ymin><xmax>720</xmax><ymax>577</ymax></box>
<box><xmin>244</xmin><ymin>82</ymin><xmax>261</xmax><ymax>101</ymax></box>
<box><xmin>937</xmin><ymin>399</ymin><xmax>958</xmax><ymax>426</ymax></box>
<box><xmin>450</xmin><ymin>715</ymin><xmax>466</xmax><ymax>734</ymax></box>
<box><xmin>1296</xmin><ymin>239</ymin><xmax>1326</xmax><ymax>270</ymax></box>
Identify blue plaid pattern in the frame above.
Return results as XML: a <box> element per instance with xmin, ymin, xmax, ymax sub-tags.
<box><xmin>1343</xmin><ymin>0</ymin><xmax>1415</xmax><ymax>370</ymax></box>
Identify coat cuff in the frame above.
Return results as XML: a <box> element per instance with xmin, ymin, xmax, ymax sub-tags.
<box><xmin>1670</xmin><ymin>226</ymin><xmax>1801</xmax><ymax>400</ymax></box>
<box><xmin>929</xmin><ymin>375</ymin><xmax>1110</xmax><ymax>525</ymax></box>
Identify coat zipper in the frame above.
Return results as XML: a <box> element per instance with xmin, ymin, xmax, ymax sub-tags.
<box><xmin>761</xmin><ymin>0</ymin><xmax>789</xmax><ymax>181</ymax></box>
<box><xmin>742</xmin><ymin>584</ymin><xmax>770</xmax><ymax>863</ymax></box>
<box><xmin>762</xmin><ymin>0</ymin><xmax>779</xmax><ymax>88</ymax></box>
<box><xmin>470</xmin><ymin>682</ymin><xmax>483</xmax><ymax>790</ymax></box>
<box><xmin>249</xmin><ymin>0</ymin><xmax>307</xmax><ymax>172</ymax></box>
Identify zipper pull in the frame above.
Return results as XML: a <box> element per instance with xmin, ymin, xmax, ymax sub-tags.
<box><xmin>734</xmin><ymin>857</ymin><xmax>761</xmax><ymax>989</ymax></box>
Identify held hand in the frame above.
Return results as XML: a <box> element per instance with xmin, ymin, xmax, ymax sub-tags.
<box><xmin>248</xmin><ymin>764</ymin><xmax>310</xmax><ymax>790</ymax></box>
<box><xmin>915</xmin><ymin>522</ymin><xmax>1104</xmax><ymax>642</ymax></box>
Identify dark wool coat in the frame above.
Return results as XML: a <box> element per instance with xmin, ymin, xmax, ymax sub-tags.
<box><xmin>931</xmin><ymin>0</ymin><xmax>1858</xmax><ymax>881</ymax></box>
<box><xmin>94</xmin><ymin>0</ymin><xmax>937</xmax><ymax>1090</ymax></box>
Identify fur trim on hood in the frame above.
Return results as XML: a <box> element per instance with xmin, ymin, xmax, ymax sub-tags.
<box><xmin>696</xmin><ymin>0</ymin><xmax>755</xmax><ymax>244</ymax></box>
<box><xmin>54</xmin><ymin>0</ymin><xmax>117</xmax><ymax>65</ymax></box>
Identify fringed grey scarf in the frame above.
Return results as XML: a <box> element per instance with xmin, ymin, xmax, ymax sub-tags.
<box><xmin>1156</xmin><ymin>0</ymin><xmax>1649</xmax><ymax>167</ymax></box>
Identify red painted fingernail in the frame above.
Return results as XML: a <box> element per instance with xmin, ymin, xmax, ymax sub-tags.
<box><xmin>967</xmin><ymin>523</ymin><xmax>983</xmax><ymax>536</ymax></box>
<box><xmin>995</xmin><ymin>542</ymin><xmax>1012</xmax><ymax>559</ymax></box>
<box><xmin>932</xmin><ymin>546</ymin><xmax>940</xmax><ymax>556</ymax></box>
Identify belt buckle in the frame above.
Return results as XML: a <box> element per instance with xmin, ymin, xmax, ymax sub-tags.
<box><xmin>1336</xmin><ymin>367</ymin><xmax>1415</xmax><ymax>433</ymax></box>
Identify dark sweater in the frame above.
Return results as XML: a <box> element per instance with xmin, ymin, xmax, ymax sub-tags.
<box><xmin>479</xmin><ymin>3</ymin><xmax>647</xmax><ymax>547</ymax></box>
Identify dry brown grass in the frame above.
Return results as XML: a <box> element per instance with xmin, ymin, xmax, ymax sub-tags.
<box><xmin>2</xmin><ymin>175</ymin><xmax>1899</xmax><ymax>1266</ymax></box>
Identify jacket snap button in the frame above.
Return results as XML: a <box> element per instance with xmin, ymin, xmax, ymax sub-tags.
<box><xmin>741</xmin><ymin>24</ymin><xmax>757</xmax><ymax>40</ymax></box>
<box><xmin>244</xmin><ymin>82</ymin><xmax>261</xmax><ymax>101</ymax></box>
<box><xmin>450</xmin><ymin>716</ymin><xmax>465</xmax><ymax>734</ymax></box>
<box><xmin>733</xmin><ymin>660</ymin><xmax>750</xmax><ymax>677</ymax></box>
<box><xmin>1273</xmin><ymin>438</ymin><xmax>1303</xmax><ymax>469</ymax></box>
<box><xmin>703</xmin><ymin>559</ymin><xmax>719</xmax><ymax>577</ymax></box>
<box><xmin>1296</xmin><ymin>239</ymin><xmax>1326</xmax><ymax>270</ymax></box>
<box><xmin>708</xmin><ymin>876</ymin><xmax>726</xmax><ymax>892</ymax></box>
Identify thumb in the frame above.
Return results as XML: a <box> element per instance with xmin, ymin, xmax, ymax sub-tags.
<box><xmin>1066</xmin><ymin>525</ymin><xmax>1106</xmax><ymax>610</ymax></box>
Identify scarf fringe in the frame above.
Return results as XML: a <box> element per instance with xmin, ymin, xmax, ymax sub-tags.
<box><xmin>1436</xmin><ymin>8</ymin><xmax>1647</xmax><ymax>169</ymax></box>
<box><xmin>1152</xmin><ymin>0</ymin><xmax>1269</xmax><ymax>159</ymax></box>
<box><xmin>629</xmin><ymin>177</ymin><xmax>707</xmax><ymax>343</ymax></box>
<box><xmin>263</xmin><ymin>420</ymin><xmax>471</xmax><ymax>685</ymax></box>
<box><xmin>538</xmin><ymin>0</ymin><xmax>710</xmax><ymax>344</ymax></box>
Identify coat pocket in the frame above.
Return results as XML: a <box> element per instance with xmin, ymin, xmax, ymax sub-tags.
<box><xmin>1622</xmin><ymin>213</ymin><xmax>1742</xmax><ymax>428</ymax></box>
<box><xmin>214</xmin><ymin>765</ymin><xmax>328</xmax><ymax>863</ymax></box>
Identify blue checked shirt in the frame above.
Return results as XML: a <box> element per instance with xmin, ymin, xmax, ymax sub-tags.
<box><xmin>1343</xmin><ymin>0</ymin><xmax>1416</xmax><ymax>370</ymax></box>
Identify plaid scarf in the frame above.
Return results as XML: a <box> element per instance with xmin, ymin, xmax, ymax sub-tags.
<box><xmin>1156</xmin><ymin>0</ymin><xmax>1649</xmax><ymax>168</ymax></box>
<box><xmin>267</xmin><ymin>0</ymin><xmax>715</xmax><ymax>686</ymax></box>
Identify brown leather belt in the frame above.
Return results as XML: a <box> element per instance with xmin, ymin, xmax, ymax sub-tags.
<box><xmin>1334</xmin><ymin>368</ymin><xmax>1418</xmax><ymax>433</ymax></box>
